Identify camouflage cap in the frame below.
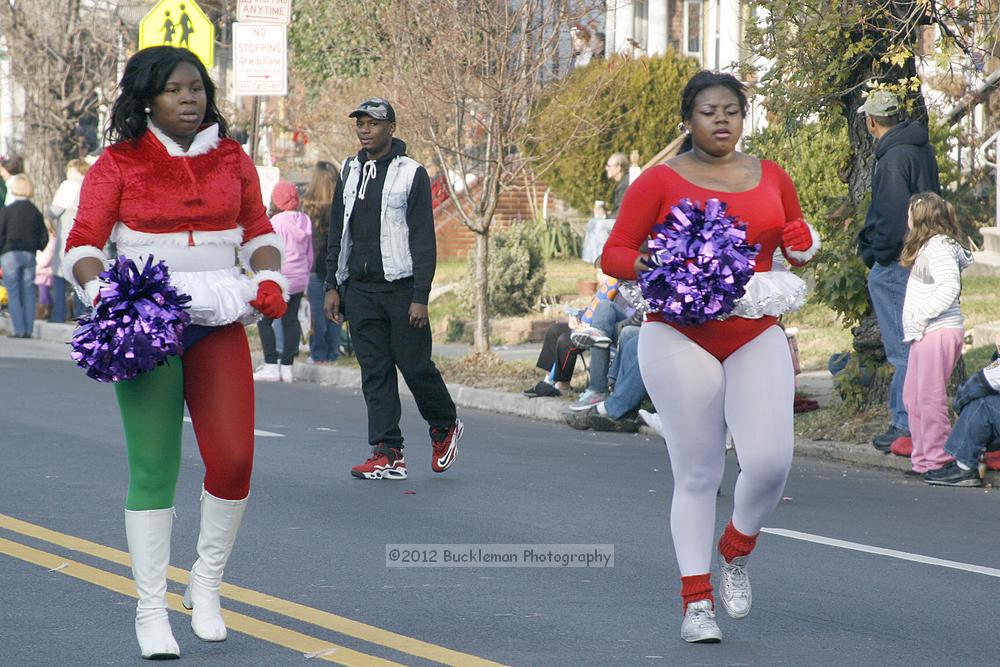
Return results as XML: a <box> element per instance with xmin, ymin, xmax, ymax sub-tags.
<box><xmin>348</xmin><ymin>97</ymin><xmax>396</xmax><ymax>122</ymax></box>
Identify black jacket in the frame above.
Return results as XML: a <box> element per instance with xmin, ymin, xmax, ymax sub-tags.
<box><xmin>858</xmin><ymin>121</ymin><xmax>940</xmax><ymax>268</ymax></box>
<box><xmin>0</xmin><ymin>199</ymin><xmax>47</xmax><ymax>255</ymax></box>
<box><xmin>326</xmin><ymin>138</ymin><xmax>436</xmax><ymax>304</ymax></box>
<box><xmin>610</xmin><ymin>175</ymin><xmax>630</xmax><ymax>217</ymax></box>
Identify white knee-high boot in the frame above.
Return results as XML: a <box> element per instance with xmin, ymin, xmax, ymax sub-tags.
<box><xmin>124</xmin><ymin>508</ymin><xmax>180</xmax><ymax>660</ymax></box>
<box><xmin>182</xmin><ymin>489</ymin><xmax>248</xmax><ymax>641</ymax></box>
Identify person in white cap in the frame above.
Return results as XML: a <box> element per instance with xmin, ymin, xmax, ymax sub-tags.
<box><xmin>856</xmin><ymin>88</ymin><xmax>941</xmax><ymax>457</ymax></box>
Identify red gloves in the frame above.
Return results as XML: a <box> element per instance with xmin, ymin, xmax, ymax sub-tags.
<box><xmin>250</xmin><ymin>280</ymin><xmax>287</xmax><ymax>319</ymax></box>
<box><xmin>781</xmin><ymin>218</ymin><xmax>813</xmax><ymax>252</ymax></box>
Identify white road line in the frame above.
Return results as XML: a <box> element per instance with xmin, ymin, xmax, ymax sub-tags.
<box><xmin>182</xmin><ymin>416</ymin><xmax>283</xmax><ymax>438</ymax></box>
<box><xmin>763</xmin><ymin>527</ymin><xmax>1000</xmax><ymax>578</ymax></box>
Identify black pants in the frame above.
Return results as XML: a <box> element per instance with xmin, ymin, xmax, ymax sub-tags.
<box><xmin>344</xmin><ymin>282</ymin><xmax>456</xmax><ymax>449</ymax></box>
<box><xmin>257</xmin><ymin>292</ymin><xmax>303</xmax><ymax>365</ymax></box>
<box><xmin>535</xmin><ymin>322</ymin><xmax>580</xmax><ymax>383</ymax></box>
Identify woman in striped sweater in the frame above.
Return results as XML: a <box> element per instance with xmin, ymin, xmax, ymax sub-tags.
<box><xmin>900</xmin><ymin>192</ymin><xmax>972</xmax><ymax>477</ymax></box>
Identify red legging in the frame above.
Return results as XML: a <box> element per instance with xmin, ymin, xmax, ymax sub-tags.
<box><xmin>183</xmin><ymin>323</ymin><xmax>255</xmax><ymax>499</ymax></box>
<box><xmin>116</xmin><ymin>323</ymin><xmax>255</xmax><ymax>509</ymax></box>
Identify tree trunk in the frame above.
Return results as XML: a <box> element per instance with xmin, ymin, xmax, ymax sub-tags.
<box><xmin>472</xmin><ymin>228</ymin><xmax>490</xmax><ymax>353</ymax></box>
<box><xmin>839</xmin><ymin>22</ymin><xmax>929</xmax><ymax>412</ymax></box>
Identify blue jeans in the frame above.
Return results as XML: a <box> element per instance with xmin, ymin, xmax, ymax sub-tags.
<box><xmin>308</xmin><ymin>273</ymin><xmax>341</xmax><ymax>361</ymax></box>
<box><xmin>868</xmin><ymin>261</ymin><xmax>911</xmax><ymax>431</ymax></box>
<box><xmin>587</xmin><ymin>300</ymin><xmax>628</xmax><ymax>393</ymax></box>
<box><xmin>49</xmin><ymin>275</ymin><xmax>67</xmax><ymax>323</ymax></box>
<box><xmin>605</xmin><ymin>326</ymin><xmax>646</xmax><ymax>419</ymax></box>
<box><xmin>2</xmin><ymin>250</ymin><xmax>36</xmax><ymax>336</ymax></box>
<box><xmin>944</xmin><ymin>395</ymin><xmax>1000</xmax><ymax>468</ymax></box>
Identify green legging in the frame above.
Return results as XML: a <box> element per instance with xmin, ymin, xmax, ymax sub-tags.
<box><xmin>115</xmin><ymin>358</ymin><xmax>184</xmax><ymax>510</ymax></box>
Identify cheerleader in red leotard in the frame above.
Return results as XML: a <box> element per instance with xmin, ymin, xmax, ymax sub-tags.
<box><xmin>602</xmin><ymin>71</ymin><xmax>820</xmax><ymax>644</ymax></box>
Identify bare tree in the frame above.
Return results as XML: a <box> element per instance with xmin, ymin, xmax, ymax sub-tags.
<box><xmin>383</xmin><ymin>0</ymin><xmax>615</xmax><ymax>352</ymax></box>
<box><xmin>0</xmin><ymin>0</ymin><xmax>120</xmax><ymax>201</ymax></box>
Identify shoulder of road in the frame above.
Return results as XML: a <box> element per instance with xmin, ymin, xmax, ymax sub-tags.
<box><xmin>7</xmin><ymin>317</ymin><xmax>997</xmax><ymax>486</ymax></box>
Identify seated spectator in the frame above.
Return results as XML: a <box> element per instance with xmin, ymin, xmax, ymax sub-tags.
<box><xmin>525</xmin><ymin>321</ymin><xmax>578</xmax><ymax>397</ymax></box>
<box><xmin>568</xmin><ymin>280</ymin><xmax>647</xmax><ymax>410</ymax></box>
<box><xmin>564</xmin><ymin>324</ymin><xmax>645</xmax><ymax>432</ymax></box>
<box><xmin>924</xmin><ymin>352</ymin><xmax>1000</xmax><ymax>487</ymax></box>
<box><xmin>524</xmin><ymin>268</ymin><xmax>621</xmax><ymax>398</ymax></box>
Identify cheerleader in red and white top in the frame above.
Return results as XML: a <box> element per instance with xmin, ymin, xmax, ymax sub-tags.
<box><xmin>602</xmin><ymin>71</ymin><xmax>821</xmax><ymax>643</ymax></box>
<box><xmin>64</xmin><ymin>47</ymin><xmax>287</xmax><ymax>660</ymax></box>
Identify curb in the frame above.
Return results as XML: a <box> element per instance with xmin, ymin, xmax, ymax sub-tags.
<box><xmin>7</xmin><ymin>314</ymin><xmax>997</xmax><ymax>486</ymax></box>
<box><xmin>0</xmin><ymin>316</ymin><xmax>76</xmax><ymax>344</ymax></box>
<box><xmin>295</xmin><ymin>354</ymin><xmax>1000</xmax><ymax>485</ymax></box>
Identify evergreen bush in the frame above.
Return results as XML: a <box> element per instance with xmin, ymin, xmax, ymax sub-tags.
<box><xmin>459</xmin><ymin>224</ymin><xmax>547</xmax><ymax>317</ymax></box>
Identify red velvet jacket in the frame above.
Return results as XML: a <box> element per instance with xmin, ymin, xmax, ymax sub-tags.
<box><xmin>66</xmin><ymin>128</ymin><xmax>272</xmax><ymax>252</ymax></box>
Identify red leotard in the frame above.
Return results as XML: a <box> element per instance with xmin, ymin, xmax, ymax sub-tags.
<box><xmin>601</xmin><ymin>160</ymin><xmax>804</xmax><ymax>361</ymax></box>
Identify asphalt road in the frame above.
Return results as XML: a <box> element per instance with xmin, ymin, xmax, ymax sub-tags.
<box><xmin>1</xmin><ymin>338</ymin><xmax>998</xmax><ymax>666</ymax></box>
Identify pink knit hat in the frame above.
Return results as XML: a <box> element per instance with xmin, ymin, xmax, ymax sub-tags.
<box><xmin>271</xmin><ymin>181</ymin><xmax>299</xmax><ymax>211</ymax></box>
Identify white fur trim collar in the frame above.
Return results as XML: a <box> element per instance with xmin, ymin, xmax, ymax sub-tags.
<box><xmin>148</xmin><ymin>122</ymin><xmax>221</xmax><ymax>157</ymax></box>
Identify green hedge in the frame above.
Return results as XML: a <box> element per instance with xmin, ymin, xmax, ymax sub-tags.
<box><xmin>528</xmin><ymin>52</ymin><xmax>701</xmax><ymax>213</ymax></box>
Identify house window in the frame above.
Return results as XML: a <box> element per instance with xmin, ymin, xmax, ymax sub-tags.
<box><xmin>685</xmin><ymin>0</ymin><xmax>703</xmax><ymax>55</ymax></box>
<box><xmin>633</xmin><ymin>0</ymin><xmax>649</xmax><ymax>51</ymax></box>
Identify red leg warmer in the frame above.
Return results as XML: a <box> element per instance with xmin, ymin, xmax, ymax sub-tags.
<box><xmin>718</xmin><ymin>520</ymin><xmax>758</xmax><ymax>564</ymax></box>
<box><xmin>680</xmin><ymin>573</ymin><xmax>714</xmax><ymax>613</ymax></box>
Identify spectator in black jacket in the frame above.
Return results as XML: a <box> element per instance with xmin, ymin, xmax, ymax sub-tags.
<box><xmin>856</xmin><ymin>90</ymin><xmax>941</xmax><ymax>455</ymax></box>
<box><xmin>0</xmin><ymin>174</ymin><xmax>49</xmax><ymax>337</ymax></box>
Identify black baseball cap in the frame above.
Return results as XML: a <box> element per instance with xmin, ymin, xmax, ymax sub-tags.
<box><xmin>348</xmin><ymin>97</ymin><xmax>396</xmax><ymax>122</ymax></box>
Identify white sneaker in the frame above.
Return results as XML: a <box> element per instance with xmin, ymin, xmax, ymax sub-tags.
<box><xmin>638</xmin><ymin>409</ymin><xmax>663</xmax><ymax>437</ymax></box>
<box><xmin>253</xmin><ymin>363</ymin><xmax>280</xmax><ymax>382</ymax></box>
<box><xmin>680</xmin><ymin>599</ymin><xmax>722</xmax><ymax>643</ymax></box>
<box><xmin>279</xmin><ymin>364</ymin><xmax>294</xmax><ymax>383</ymax></box>
<box><xmin>718</xmin><ymin>554</ymin><xmax>752</xmax><ymax>619</ymax></box>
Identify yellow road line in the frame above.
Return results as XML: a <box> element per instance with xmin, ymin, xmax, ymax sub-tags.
<box><xmin>0</xmin><ymin>537</ymin><xmax>400</xmax><ymax>666</ymax></box>
<box><xmin>0</xmin><ymin>513</ymin><xmax>508</xmax><ymax>667</ymax></box>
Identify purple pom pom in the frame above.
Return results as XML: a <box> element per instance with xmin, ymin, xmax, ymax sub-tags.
<box><xmin>638</xmin><ymin>198</ymin><xmax>759</xmax><ymax>326</ymax></box>
<box><xmin>70</xmin><ymin>256</ymin><xmax>191</xmax><ymax>382</ymax></box>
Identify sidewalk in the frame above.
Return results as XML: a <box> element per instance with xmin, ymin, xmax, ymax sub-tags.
<box><xmin>4</xmin><ymin>314</ymin><xmax>996</xmax><ymax>485</ymax></box>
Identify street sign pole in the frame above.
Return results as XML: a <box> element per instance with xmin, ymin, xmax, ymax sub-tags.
<box><xmin>234</xmin><ymin>0</ymin><xmax>289</xmax><ymax>180</ymax></box>
<box><xmin>247</xmin><ymin>96</ymin><xmax>261</xmax><ymax>162</ymax></box>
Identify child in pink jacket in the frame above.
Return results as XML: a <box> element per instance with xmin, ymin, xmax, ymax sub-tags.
<box><xmin>253</xmin><ymin>181</ymin><xmax>313</xmax><ymax>383</ymax></box>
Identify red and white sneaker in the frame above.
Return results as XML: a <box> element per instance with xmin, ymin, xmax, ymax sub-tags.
<box><xmin>431</xmin><ymin>419</ymin><xmax>463</xmax><ymax>473</ymax></box>
<box><xmin>351</xmin><ymin>449</ymin><xmax>407</xmax><ymax>479</ymax></box>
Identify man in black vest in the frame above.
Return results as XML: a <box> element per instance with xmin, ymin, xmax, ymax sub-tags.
<box><xmin>324</xmin><ymin>98</ymin><xmax>462</xmax><ymax>480</ymax></box>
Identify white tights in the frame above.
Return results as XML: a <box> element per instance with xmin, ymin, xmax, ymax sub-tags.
<box><xmin>638</xmin><ymin>323</ymin><xmax>794</xmax><ymax>576</ymax></box>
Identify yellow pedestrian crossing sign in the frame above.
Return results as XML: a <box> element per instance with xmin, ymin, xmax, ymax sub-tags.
<box><xmin>139</xmin><ymin>0</ymin><xmax>215</xmax><ymax>67</ymax></box>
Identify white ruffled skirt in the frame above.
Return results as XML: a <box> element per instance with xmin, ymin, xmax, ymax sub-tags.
<box><xmin>722</xmin><ymin>270</ymin><xmax>807</xmax><ymax>320</ymax></box>
<box><xmin>116</xmin><ymin>241</ymin><xmax>262</xmax><ymax>327</ymax></box>
<box><xmin>170</xmin><ymin>266</ymin><xmax>261</xmax><ymax>326</ymax></box>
